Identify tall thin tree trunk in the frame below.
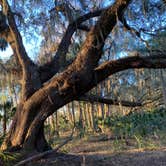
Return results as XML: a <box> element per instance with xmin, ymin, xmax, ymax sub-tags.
<box><xmin>67</xmin><ymin>103</ymin><xmax>73</xmax><ymax>124</ymax></box>
<box><xmin>107</xmin><ymin>78</ymin><xmax>111</xmax><ymax>117</ymax></box>
<box><xmin>78</xmin><ymin>102</ymin><xmax>85</xmax><ymax>138</ymax></box>
<box><xmin>160</xmin><ymin>70</ymin><xmax>166</xmax><ymax>107</ymax></box>
<box><xmin>55</xmin><ymin>111</ymin><xmax>59</xmax><ymax>137</ymax></box>
<box><xmin>91</xmin><ymin>103</ymin><xmax>97</xmax><ymax>131</ymax></box>
<box><xmin>79</xmin><ymin>103</ymin><xmax>84</xmax><ymax>128</ymax></box>
<box><xmin>86</xmin><ymin>103</ymin><xmax>92</xmax><ymax>130</ymax></box>
<box><xmin>50</xmin><ymin>115</ymin><xmax>56</xmax><ymax>135</ymax></box>
<box><xmin>83</xmin><ymin>102</ymin><xmax>88</xmax><ymax>128</ymax></box>
<box><xmin>71</xmin><ymin>101</ymin><xmax>76</xmax><ymax>126</ymax></box>
<box><xmin>100</xmin><ymin>83</ymin><xmax>105</xmax><ymax>119</ymax></box>
<box><xmin>3</xmin><ymin>106</ymin><xmax>7</xmax><ymax>136</ymax></box>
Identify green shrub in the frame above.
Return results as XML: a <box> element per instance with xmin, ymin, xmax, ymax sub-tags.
<box><xmin>97</xmin><ymin>108</ymin><xmax>166</xmax><ymax>138</ymax></box>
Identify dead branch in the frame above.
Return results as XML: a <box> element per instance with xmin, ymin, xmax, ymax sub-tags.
<box><xmin>78</xmin><ymin>94</ymin><xmax>142</xmax><ymax>107</ymax></box>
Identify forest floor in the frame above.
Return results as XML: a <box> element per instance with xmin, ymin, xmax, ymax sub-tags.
<box><xmin>22</xmin><ymin>133</ymin><xmax>166</xmax><ymax>166</ymax></box>
<box><xmin>26</xmin><ymin>148</ymin><xmax>166</xmax><ymax>166</ymax></box>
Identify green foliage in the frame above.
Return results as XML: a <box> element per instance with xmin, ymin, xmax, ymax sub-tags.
<box><xmin>0</xmin><ymin>151</ymin><xmax>18</xmax><ymax>165</ymax></box>
<box><xmin>97</xmin><ymin>108</ymin><xmax>166</xmax><ymax>138</ymax></box>
<box><xmin>75</xmin><ymin>121</ymin><xmax>86</xmax><ymax>138</ymax></box>
<box><xmin>0</xmin><ymin>135</ymin><xmax>5</xmax><ymax>146</ymax></box>
<box><xmin>0</xmin><ymin>101</ymin><xmax>14</xmax><ymax>123</ymax></box>
<box><xmin>0</xmin><ymin>135</ymin><xmax>19</xmax><ymax>165</ymax></box>
<box><xmin>58</xmin><ymin>115</ymin><xmax>71</xmax><ymax>131</ymax></box>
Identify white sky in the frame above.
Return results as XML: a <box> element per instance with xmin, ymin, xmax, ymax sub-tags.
<box><xmin>0</xmin><ymin>46</ymin><xmax>13</xmax><ymax>61</ymax></box>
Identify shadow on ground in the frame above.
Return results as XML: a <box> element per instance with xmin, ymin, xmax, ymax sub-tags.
<box><xmin>25</xmin><ymin>148</ymin><xmax>166</xmax><ymax>166</ymax></box>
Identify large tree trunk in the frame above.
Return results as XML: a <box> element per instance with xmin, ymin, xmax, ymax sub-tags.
<box><xmin>1</xmin><ymin>103</ymin><xmax>51</xmax><ymax>152</ymax></box>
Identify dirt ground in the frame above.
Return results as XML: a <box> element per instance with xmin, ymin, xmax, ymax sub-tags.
<box><xmin>25</xmin><ymin>149</ymin><xmax>166</xmax><ymax>166</ymax></box>
<box><xmin>13</xmin><ymin>134</ymin><xmax>166</xmax><ymax>166</ymax></box>
<box><xmin>25</xmin><ymin>147</ymin><xmax>166</xmax><ymax>166</ymax></box>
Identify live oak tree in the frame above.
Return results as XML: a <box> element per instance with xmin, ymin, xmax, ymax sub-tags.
<box><xmin>0</xmin><ymin>0</ymin><xmax>166</xmax><ymax>152</ymax></box>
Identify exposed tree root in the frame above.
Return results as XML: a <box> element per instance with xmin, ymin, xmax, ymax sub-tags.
<box><xmin>14</xmin><ymin>128</ymin><xmax>75</xmax><ymax>166</ymax></box>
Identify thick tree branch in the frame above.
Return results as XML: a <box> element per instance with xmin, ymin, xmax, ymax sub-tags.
<box><xmin>78</xmin><ymin>95</ymin><xmax>142</xmax><ymax>107</ymax></box>
<box><xmin>119</xmin><ymin>15</ymin><xmax>141</xmax><ymax>38</ymax></box>
<box><xmin>23</xmin><ymin>0</ymin><xmax>132</xmax><ymax>146</ymax></box>
<box><xmin>94</xmin><ymin>55</ymin><xmax>166</xmax><ymax>83</ymax></box>
<box><xmin>0</xmin><ymin>61</ymin><xmax>8</xmax><ymax>73</ymax></box>
<box><xmin>39</xmin><ymin>8</ymin><xmax>105</xmax><ymax>83</ymax></box>
<box><xmin>33</xmin><ymin>55</ymin><xmax>166</xmax><ymax>117</ymax></box>
<box><xmin>1</xmin><ymin>0</ymin><xmax>33</xmax><ymax>68</ymax></box>
<box><xmin>1</xmin><ymin>0</ymin><xmax>41</xmax><ymax>100</ymax></box>
<box><xmin>77</xmin><ymin>24</ymin><xmax>90</xmax><ymax>31</ymax></box>
<box><xmin>24</xmin><ymin>0</ymin><xmax>132</xmax><ymax>117</ymax></box>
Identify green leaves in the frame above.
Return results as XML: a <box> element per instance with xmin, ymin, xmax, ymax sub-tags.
<box><xmin>0</xmin><ymin>151</ymin><xmax>20</xmax><ymax>166</ymax></box>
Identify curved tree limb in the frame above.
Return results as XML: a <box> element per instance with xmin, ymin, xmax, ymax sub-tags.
<box><xmin>26</xmin><ymin>0</ymin><xmax>132</xmax><ymax>114</ymax></box>
<box><xmin>24</xmin><ymin>54</ymin><xmax>166</xmax><ymax>125</ymax></box>
<box><xmin>94</xmin><ymin>54</ymin><xmax>166</xmax><ymax>83</ymax></box>
<box><xmin>39</xmin><ymin>8</ymin><xmax>105</xmax><ymax>83</ymax></box>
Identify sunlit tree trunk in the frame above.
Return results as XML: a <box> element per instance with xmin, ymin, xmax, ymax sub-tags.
<box><xmin>87</xmin><ymin>103</ymin><xmax>92</xmax><ymax>130</ymax></box>
<box><xmin>83</xmin><ymin>102</ymin><xmax>89</xmax><ymax>128</ymax></box>
<box><xmin>78</xmin><ymin>102</ymin><xmax>85</xmax><ymax>137</ymax></box>
<box><xmin>55</xmin><ymin>111</ymin><xmax>59</xmax><ymax>137</ymax></box>
<box><xmin>3</xmin><ymin>106</ymin><xmax>7</xmax><ymax>136</ymax></box>
<box><xmin>50</xmin><ymin>115</ymin><xmax>56</xmax><ymax>135</ymax></box>
<box><xmin>67</xmin><ymin>103</ymin><xmax>72</xmax><ymax>122</ymax></box>
<box><xmin>71</xmin><ymin>102</ymin><xmax>76</xmax><ymax>127</ymax></box>
<box><xmin>91</xmin><ymin>103</ymin><xmax>97</xmax><ymax>131</ymax></box>
<box><xmin>100</xmin><ymin>83</ymin><xmax>105</xmax><ymax>119</ymax></box>
<box><xmin>160</xmin><ymin>70</ymin><xmax>166</xmax><ymax>107</ymax></box>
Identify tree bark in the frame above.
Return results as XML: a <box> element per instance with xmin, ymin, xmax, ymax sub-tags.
<box><xmin>1</xmin><ymin>104</ymin><xmax>50</xmax><ymax>152</ymax></box>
